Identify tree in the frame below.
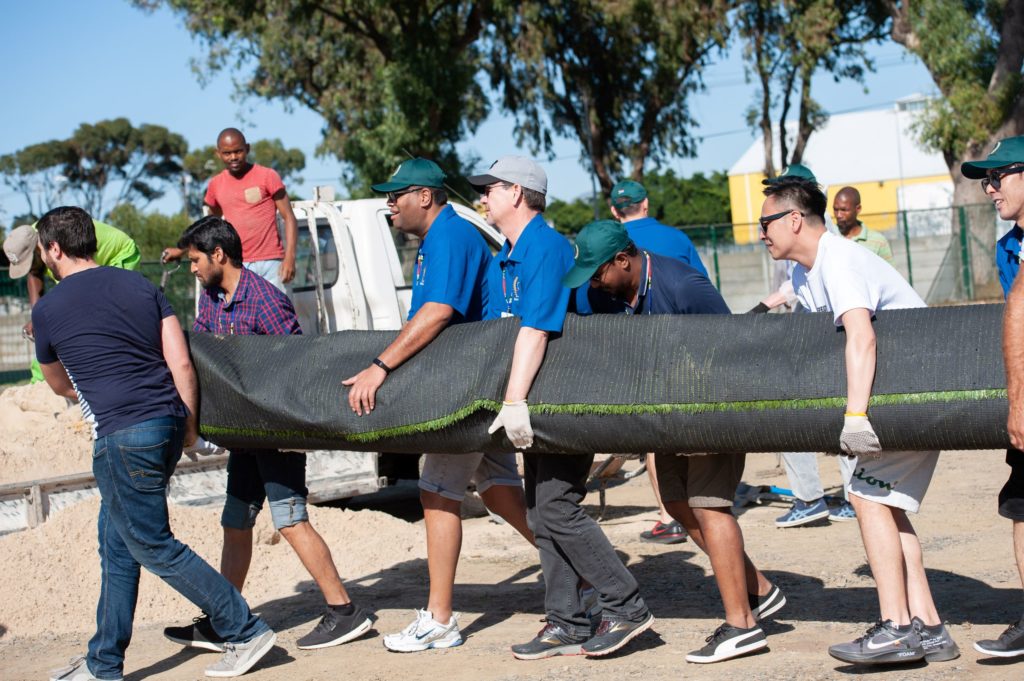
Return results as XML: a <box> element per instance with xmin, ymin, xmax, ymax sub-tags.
<box><xmin>106</xmin><ymin>204</ymin><xmax>191</xmax><ymax>261</ymax></box>
<box><xmin>0</xmin><ymin>118</ymin><xmax>187</xmax><ymax>219</ymax></box>
<box><xmin>182</xmin><ymin>138</ymin><xmax>306</xmax><ymax>216</ymax></box>
<box><xmin>738</xmin><ymin>0</ymin><xmax>887</xmax><ymax>177</ymax></box>
<box><xmin>882</xmin><ymin>0</ymin><xmax>1024</xmax><ymax>205</ymax></box>
<box><xmin>139</xmin><ymin>0</ymin><xmax>491</xmax><ymax>194</ymax></box>
<box><xmin>486</xmin><ymin>0</ymin><xmax>730</xmax><ymax>193</ymax></box>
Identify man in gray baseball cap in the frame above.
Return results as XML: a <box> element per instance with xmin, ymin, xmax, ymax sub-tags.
<box><xmin>467</xmin><ymin>155</ymin><xmax>548</xmax><ymax>195</ymax></box>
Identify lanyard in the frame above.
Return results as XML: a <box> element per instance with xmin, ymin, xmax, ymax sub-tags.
<box><xmin>628</xmin><ymin>252</ymin><xmax>654</xmax><ymax>315</ymax></box>
<box><xmin>501</xmin><ymin>260</ymin><xmax>515</xmax><ymax>314</ymax></box>
<box><xmin>219</xmin><ymin>293</ymin><xmax>239</xmax><ymax>335</ymax></box>
<box><xmin>415</xmin><ymin>251</ymin><xmax>425</xmax><ymax>285</ymax></box>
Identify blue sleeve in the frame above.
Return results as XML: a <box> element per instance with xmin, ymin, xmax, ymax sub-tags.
<box><xmin>681</xmin><ymin>238</ymin><xmax>709</xmax><ymax>278</ymax></box>
<box><xmin>31</xmin><ymin>303</ymin><xmax>58</xmax><ymax>364</ymax></box>
<box><xmin>483</xmin><ymin>255</ymin><xmax>503</xmax><ymax>321</ymax></box>
<box><xmin>155</xmin><ymin>288</ymin><xmax>176</xmax><ymax>320</ymax></box>
<box><xmin>572</xmin><ymin>286</ymin><xmax>592</xmax><ymax>315</ymax></box>
<box><xmin>419</xmin><ymin>230</ymin><xmax>477</xmax><ymax>316</ymax></box>
<box><xmin>518</xmin><ymin>242</ymin><xmax>572</xmax><ymax>332</ymax></box>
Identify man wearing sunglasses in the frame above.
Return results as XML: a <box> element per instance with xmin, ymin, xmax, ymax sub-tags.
<box><xmin>564</xmin><ymin>219</ymin><xmax>786</xmax><ymax>663</ymax></box>
<box><xmin>760</xmin><ymin>177</ymin><xmax>959</xmax><ymax>666</ymax></box>
<box><xmin>964</xmin><ymin>135</ymin><xmax>1024</xmax><ymax>659</ymax></box>
<box><xmin>344</xmin><ymin>158</ymin><xmax>534</xmax><ymax>653</ymax></box>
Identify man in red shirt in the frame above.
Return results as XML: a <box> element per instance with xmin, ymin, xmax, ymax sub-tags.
<box><xmin>163</xmin><ymin>128</ymin><xmax>299</xmax><ymax>290</ymax></box>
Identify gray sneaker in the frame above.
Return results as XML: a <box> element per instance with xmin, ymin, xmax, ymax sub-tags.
<box><xmin>48</xmin><ymin>655</ymin><xmax>119</xmax><ymax>681</ymax></box>
<box><xmin>205</xmin><ymin>629</ymin><xmax>277</xmax><ymax>678</ymax></box>
<box><xmin>828</xmin><ymin>620</ymin><xmax>925</xmax><ymax>665</ymax></box>
<box><xmin>912</xmin><ymin>617</ymin><xmax>960</xmax><ymax>662</ymax></box>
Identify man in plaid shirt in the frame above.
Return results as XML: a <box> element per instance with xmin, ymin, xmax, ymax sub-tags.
<box><xmin>163</xmin><ymin>216</ymin><xmax>376</xmax><ymax>652</ymax></box>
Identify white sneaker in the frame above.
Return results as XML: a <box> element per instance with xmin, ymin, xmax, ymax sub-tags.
<box><xmin>49</xmin><ymin>655</ymin><xmax>118</xmax><ymax>681</ymax></box>
<box><xmin>383</xmin><ymin>609</ymin><xmax>463</xmax><ymax>652</ymax></box>
<box><xmin>204</xmin><ymin>629</ymin><xmax>277</xmax><ymax>677</ymax></box>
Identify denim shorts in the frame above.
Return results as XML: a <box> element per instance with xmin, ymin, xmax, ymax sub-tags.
<box><xmin>418</xmin><ymin>452</ymin><xmax>522</xmax><ymax>502</ymax></box>
<box><xmin>222</xmin><ymin>449</ymin><xmax>309</xmax><ymax>530</ymax></box>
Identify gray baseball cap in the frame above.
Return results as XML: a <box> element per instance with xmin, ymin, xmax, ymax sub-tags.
<box><xmin>467</xmin><ymin>156</ymin><xmax>547</xmax><ymax>195</ymax></box>
<box><xmin>3</xmin><ymin>225</ymin><xmax>39</xmax><ymax>279</ymax></box>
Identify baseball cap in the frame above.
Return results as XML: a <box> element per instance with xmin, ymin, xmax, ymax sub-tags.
<box><xmin>961</xmin><ymin>136</ymin><xmax>1024</xmax><ymax>179</ymax></box>
<box><xmin>371</xmin><ymin>158</ymin><xmax>447</xmax><ymax>192</ymax></box>
<box><xmin>562</xmin><ymin>219</ymin><xmax>632</xmax><ymax>289</ymax></box>
<box><xmin>3</xmin><ymin>225</ymin><xmax>39</xmax><ymax>279</ymax></box>
<box><xmin>466</xmin><ymin>156</ymin><xmax>547</xmax><ymax>195</ymax></box>
<box><xmin>610</xmin><ymin>180</ymin><xmax>647</xmax><ymax>209</ymax></box>
<box><xmin>762</xmin><ymin>163</ymin><xmax>817</xmax><ymax>185</ymax></box>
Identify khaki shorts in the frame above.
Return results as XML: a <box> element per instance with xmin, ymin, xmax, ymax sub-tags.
<box><xmin>847</xmin><ymin>450</ymin><xmax>938</xmax><ymax>514</ymax></box>
<box><xmin>418</xmin><ymin>452</ymin><xmax>521</xmax><ymax>502</ymax></box>
<box><xmin>655</xmin><ymin>453</ymin><xmax>745</xmax><ymax>508</ymax></box>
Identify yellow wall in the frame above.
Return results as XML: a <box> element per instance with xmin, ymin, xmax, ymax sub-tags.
<box><xmin>729</xmin><ymin>172</ymin><xmax>951</xmax><ymax>244</ymax></box>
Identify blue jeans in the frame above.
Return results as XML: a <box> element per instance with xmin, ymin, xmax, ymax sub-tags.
<box><xmin>87</xmin><ymin>416</ymin><xmax>269</xmax><ymax>679</ymax></box>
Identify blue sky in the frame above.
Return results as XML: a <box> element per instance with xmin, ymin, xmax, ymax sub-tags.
<box><xmin>0</xmin><ymin>1</ymin><xmax>938</xmax><ymax>221</ymax></box>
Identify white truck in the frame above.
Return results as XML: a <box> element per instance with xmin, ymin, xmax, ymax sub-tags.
<box><xmin>0</xmin><ymin>189</ymin><xmax>504</xmax><ymax>534</ymax></box>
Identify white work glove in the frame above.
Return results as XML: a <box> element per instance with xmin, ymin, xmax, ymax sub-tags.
<box><xmin>488</xmin><ymin>400</ymin><xmax>534</xmax><ymax>449</ymax></box>
<box><xmin>839</xmin><ymin>415</ymin><xmax>882</xmax><ymax>459</ymax></box>
<box><xmin>182</xmin><ymin>436</ymin><xmax>227</xmax><ymax>462</ymax></box>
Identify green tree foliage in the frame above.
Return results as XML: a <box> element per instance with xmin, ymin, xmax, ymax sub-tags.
<box><xmin>139</xmin><ymin>0</ymin><xmax>491</xmax><ymax>194</ymax></box>
<box><xmin>487</xmin><ymin>0</ymin><xmax>730</xmax><ymax>193</ymax></box>
<box><xmin>544</xmin><ymin>170</ymin><xmax>731</xmax><ymax>236</ymax></box>
<box><xmin>738</xmin><ymin>0</ymin><xmax>887</xmax><ymax>177</ymax></box>
<box><xmin>106</xmin><ymin>204</ymin><xmax>191</xmax><ymax>262</ymax></box>
<box><xmin>0</xmin><ymin>118</ymin><xmax>187</xmax><ymax>219</ymax></box>
<box><xmin>882</xmin><ymin>0</ymin><xmax>1024</xmax><ymax>202</ymax></box>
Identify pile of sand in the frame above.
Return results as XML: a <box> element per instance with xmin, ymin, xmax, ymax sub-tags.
<box><xmin>0</xmin><ymin>382</ymin><xmax>92</xmax><ymax>484</ymax></box>
<box><xmin>0</xmin><ymin>498</ymin><xmax>425</xmax><ymax>638</ymax></box>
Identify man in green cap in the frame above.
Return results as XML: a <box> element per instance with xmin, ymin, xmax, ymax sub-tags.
<box><xmin>564</xmin><ymin>220</ymin><xmax>784</xmax><ymax>663</ymax></box>
<box><xmin>965</xmin><ymin>135</ymin><xmax>1024</xmax><ymax>658</ymax></box>
<box><xmin>343</xmin><ymin>158</ymin><xmax>534</xmax><ymax>653</ymax></box>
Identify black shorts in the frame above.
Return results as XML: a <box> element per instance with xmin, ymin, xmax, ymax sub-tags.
<box><xmin>998</xmin><ymin>447</ymin><xmax>1024</xmax><ymax>521</ymax></box>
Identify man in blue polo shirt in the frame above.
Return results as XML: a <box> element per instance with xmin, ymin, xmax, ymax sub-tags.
<box><xmin>564</xmin><ymin>219</ymin><xmax>785</xmax><ymax>664</ymax></box>
<box><xmin>468</xmin><ymin>157</ymin><xmax>653</xmax><ymax>660</ymax></box>
<box><xmin>34</xmin><ymin>207</ymin><xmax>275</xmax><ymax>681</ymax></box>
<box><xmin>344</xmin><ymin>158</ymin><xmax>534</xmax><ymax>653</ymax></box>
<box><xmin>965</xmin><ymin>136</ymin><xmax>1024</xmax><ymax>658</ymax></box>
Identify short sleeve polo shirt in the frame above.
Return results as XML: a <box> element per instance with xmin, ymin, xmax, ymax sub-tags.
<box><xmin>485</xmin><ymin>214</ymin><xmax>573</xmax><ymax>332</ymax></box>
<box><xmin>997</xmin><ymin>224</ymin><xmax>1022</xmax><ymax>298</ymax></box>
<box><xmin>630</xmin><ymin>252</ymin><xmax>730</xmax><ymax>315</ymax></box>
<box><xmin>409</xmin><ymin>205</ymin><xmax>492</xmax><ymax>323</ymax></box>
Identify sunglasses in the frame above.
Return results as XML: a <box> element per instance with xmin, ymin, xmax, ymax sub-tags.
<box><xmin>386</xmin><ymin>187</ymin><xmax>422</xmax><ymax>203</ymax></box>
<box><xmin>759</xmin><ymin>209</ymin><xmax>803</xmax><ymax>234</ymax></box>
<box><xmin>982</xmin><ymin>165</ymin><xmax>1024</xmax><ymax>192</ymax></box>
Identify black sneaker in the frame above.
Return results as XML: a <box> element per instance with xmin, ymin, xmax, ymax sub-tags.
<box><xmin>297</xmin><ymin>604</ymin><xmax>374</xmax><ymax>650</ymax></box>
<box><xmin>974</xmin><ymin>618</ymin><xmax>1024</xmax><ymax>658</ymax></box>
<box><xmin>581</xmin><ymin>612</ymin><xmax>655</xmax><ymax>657</ymax></box>
<box><xmin>828</xmin><ymin>620</ymin><xmax>924</xmax><ymax>665</ymax></box>
<box><xmin>748</xmin><ymin>584</ymin><xmax>786</xmax><ymax>621</ymax></box>
<box><xmin>911</xmin><ymin>617</ymin><xmax>959</xmax><ymax>662</ymax></box>
<box><xmin>511</xmin><ymin>623</ymin><xmax>588</xmax><ymax>660</ymax></box>
<box><xmin>163</xmin><ymin>613</ymin><xmax>225</xmax><ymax>652</ymax></box>
<box><xmin>640</xmin><ymin>520</ymin><xmax>687</xmax><ymax>544</ymax></box>
<box><xmin>685</xmin><ymin>623</ymin><xmax>767</xmax><ymax>663</ymax></box>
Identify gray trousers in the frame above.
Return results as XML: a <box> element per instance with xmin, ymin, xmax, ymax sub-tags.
<box><xmin>523</xmin><ymin>453</ymin><xmax>648</xmax><ymax>638</ymax></box>
<box><xmin>781</xmin><ymin>452</ymin><xmax>856</xmax><ymax>502</ymax></box>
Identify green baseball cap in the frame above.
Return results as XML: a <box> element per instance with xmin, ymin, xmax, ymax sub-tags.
<box><xmin>371</xmin><ymin>158</ymin><xmax>446</xmax><ymax>192</ymax></box>
<box><xmin>762</xmin><ymin>163</ymin><xmax>817</xmax><ymax>185</ymax></box>
<box><xmin>610</xmin><ymin>179</ymin><xmax>648</xmax><ymax>208</ymax></box>
<box><xmin>961</xmin><ymin>136</ymin><xmax>1024</xmax><ymax>179</ymax></box>
<box><xmin>562</xmin><ymin>220</ymin><xmax>633</xmax><ymax>288</ymax></box>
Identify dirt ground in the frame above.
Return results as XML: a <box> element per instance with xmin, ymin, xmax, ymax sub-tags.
<box><xmin>3</xmin><ymin>450</ymin><xmax>1023</xmax><ymax>681</ymax></box>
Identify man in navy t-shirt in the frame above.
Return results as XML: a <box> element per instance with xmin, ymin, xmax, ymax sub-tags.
<box><xmin>33</xmin><ymin>206</ymin><xmax>274</xmax><ymax>681</ymax></box>
<box><xmin>564</xmin><ymin>220</ymin><xmax>784</xmax><ymax>664</ymax></box>
<box><xmin>344</xmin><ymin>158</ymin><xmax>534</xmax><ymax>653</ymax></box>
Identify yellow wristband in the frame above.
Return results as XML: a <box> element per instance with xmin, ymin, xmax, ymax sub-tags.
<box><xmin>844</xmin><ymin>412</ymin><xmax>867</xmax><ymax>417</ymax></box>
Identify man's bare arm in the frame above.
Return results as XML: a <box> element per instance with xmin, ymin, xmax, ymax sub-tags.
<box><xmin>161</xmin><ymin>314</ymin><xmax>200</xmax><ymax>445</ymax></box>
<box><xmin>39</xmin><ymin>361</ymin><xmax>76</xmax><ymax>400</ymax></box>
<box><xmin>1005</xmin><ymin>273</ymin><xmax>1024</xmax><ymax>448</ymax></box>
<box><xmin>273</xmin><ymin>190</ymin><xmax>299</xmax><ymax>284</ymax></box>
<box><xmin>839</xmin><ymin>307</ymin><xmax>876</xmax><ymax>414</ymax></box>
<box><xmin>342</xmin><ymin>302</ymin><xmax>454</xmax><ymax>415</ymax></box>
<box><xmin>504</xmin><ymin>326</ymin><xmax>550</xmax><ymax>402</ymax></box>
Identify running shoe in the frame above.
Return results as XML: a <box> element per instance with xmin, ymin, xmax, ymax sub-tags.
<box><xmin>204</xmin><ymin>629</ymin><xmax>277</xmax><ymax>678</ymax></box>
<box><xmin>383</xmin><ymin>609</ymin><xmax>462</xmax><ymax>652</ymax></box>
<box><xmin>911</xmin><ymin>617</ymin><xmax>959</xmax><ymax>662</ymax></box>
<box><xmin>685</xmin><ymin>623</ymin><xmax>767</xmax><ymax>663</ymax></box>
<box><xmin>164</xmin><ymin>613</ymin><xmax>225</xmax><ymax>652</ymax></box>
<box><xmin>48</xmin><ymin>655</ymin><xmax>117</xmax><ymax>681</ymax></box>
<box><xmin>511</xmin><ymin>622</ymin><xmax>588</xmax><ymax>660</ymax></box>
<box><xmin>581</xmin><ymin>612</ymin><xmax>655</xmax><ymax>657</ymax></box>
<box><xmin>775</xmin><ymin>498</ymin><xmax>830</xmax><ymax>528</ymax></box>
<box><xmin>828</xmin><ymin>620</ymin><xmax>924</xmax><ymax>665</ymax></box>
<box><xmin>639</xmin><ymin>520</ymin><xmax>687</xmax><ymax>544</ymax></box>
<box><xmin>296</xmin><ymin>604</ymin><xmax>374</xmax><ymax>650</ymax></box>
<box><xmin>974</xmin><ymin>618</ymin><xmax>1024</xmax><ymax>658</ymax></box>
<box><xmin>828</xmin><ymin>500</ymin><xmax>857</xmax><ymax>522</ymax></box>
